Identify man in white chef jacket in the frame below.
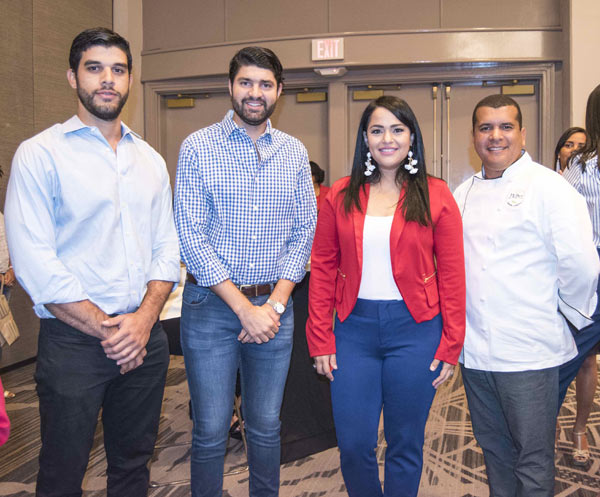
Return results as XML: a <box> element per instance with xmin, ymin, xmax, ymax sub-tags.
<box><xmin>454</xmin><ymin>94</ymin><xmax>599</xmax><ymax>497</ymax></box>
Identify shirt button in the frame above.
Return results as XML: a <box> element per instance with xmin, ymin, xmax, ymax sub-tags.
<box><xmin>482</xmin><ymin>265</ymin><xmax>486</xmax><ymax>271</ymax></box>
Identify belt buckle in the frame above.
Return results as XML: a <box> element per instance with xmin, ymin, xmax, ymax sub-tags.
<box><xmin>238</xmin><ymin>284</ymin><xmax>255</xmax><ymax>297</ymax></box>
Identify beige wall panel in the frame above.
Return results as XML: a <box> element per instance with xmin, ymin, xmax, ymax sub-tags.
<box><xmin>225</xmin><ymin>0</ymin><xmax>328</xmax><ymax>42</ymax></box>
<box><xmin>0</xmin><ymin>0</ymin><xmax>33</xmax><ymax>199</ymax></box>
<box><xmin>33</xmin><ymin>0</ymin><xmax>112</xmax><ymax>133</ymax></box>
<box><xmin>0</xmin><ymin>1</ymin><xmax>39</xmax><ymax>369</ymax></box>
<box><xmin>570</xmin><ymin>0</ymin><xmax>600</xmax><ymax>127</ymax></box>
<box><xmin>142</xmin><ymin>30</ymin><xmax>562</xmax><ymax>82</ymax></box>
<box><xmin>442</xmin><ymin>0</ymin><xmax>560</xmax><ymax>28</ymax></box>
<box><xmin>330</xmin><ymin>0</ymin><xmax>440</xmax><ymax>32</ymax></box>
<box><xmin>143</xmin><ymin>0</ymin><xmax>225</xmax><ymax>51</ymax></box>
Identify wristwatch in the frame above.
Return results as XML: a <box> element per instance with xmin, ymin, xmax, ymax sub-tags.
<box><xmin>267</xmin><ymin>299</ymin><xmax>286</xmax><ymax>314</ymax></box>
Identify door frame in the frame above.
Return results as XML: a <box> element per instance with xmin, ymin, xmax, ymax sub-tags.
<box><xmin>144</xmin><ymin>62</ymin><xmax>556</xmax><ymax>183</ymax></box>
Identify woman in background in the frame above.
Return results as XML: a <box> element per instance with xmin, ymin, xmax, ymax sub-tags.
<box><xmin>310</xmin><ymin>160</ymin><xmax>330</xmax><ymax>212</ymax></box>
<box><xmin>561</xmin><ymin>86</ymin><xmax>600</xmax><ymax>466</ymax></box>
<box><xmin>555</xmin><ymin>127</ymin><xmax>587</xmax><ymax>173</ymax></box>
<box><xmin>307</xmin><ymin>96</ymin><xmax>465</xmax><ymax>497</ymax></box>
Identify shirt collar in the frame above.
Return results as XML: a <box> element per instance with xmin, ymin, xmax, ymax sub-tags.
<box><xmin>221</xmin><ymin>110</ymin><xmax>273</xmax><ymax>142</ymax></box>
<box><xmin>61</xmin><ymin>115</ymin><xmax>140</xmax><ymax>140</ymax></box>
<box><xmin>477</xmin><ymin>150</ymin><xmax>530</xmax><ymax>180</ymax></box>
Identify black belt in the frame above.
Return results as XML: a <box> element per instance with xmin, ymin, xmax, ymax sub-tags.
<box><xmin>186</xmin><ymin>273</ymin><xmax>273</xmax><ymax>297</ymax></box>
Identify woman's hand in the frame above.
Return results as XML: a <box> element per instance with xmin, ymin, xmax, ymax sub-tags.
<box><xmin>1</xmin><ymin>268</ymin><xmax>15</xmax><ymax>287</ymax></box>
<box><xmin>314</xmin><ymin>354</ymin><xmax>337</xmax><ymax>381</ymax></box>
<box><xmin>429</xmin><ymin>359</ymin><xmax>455</xmax><ymax>389</ymax></box>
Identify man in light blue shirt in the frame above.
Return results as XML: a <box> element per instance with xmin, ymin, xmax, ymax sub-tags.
<box><xmin>175</xmin><ymin>47</ymin><xmax>316</xmax><ymax>497</ymax></box>
<box><xmin>5</xmin><ymin>28</ymin><xmax>180</xmax><ymax>497</ymax></box>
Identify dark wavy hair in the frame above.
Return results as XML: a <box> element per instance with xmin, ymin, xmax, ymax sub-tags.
<box><xmin>579</xmin><ymin>84</ymin><xmax>600</xmax><ymax>171</ymax></box>
<box><xmin>342</xmin><ymin>96</ymin><xmax>431</xmax><ymax>226</ymax></box>
<box><xmin>69</xmin><ymin>27</ymin><xmax>132</xmax><ymax>73</ymax></box>
<box><xmin>310</xmin><ymin>161</ymin><xmax>325</xmax><ymax>185</ymax></box>
<box><xmin>228</xmin><ymin>46</ymin><xmax>283</xmax><ymax>87</ymax></box>
<box><xmin>555</xmin><ymin>127</ymin><xmax>587</xmax><ymax>170</ymax></box>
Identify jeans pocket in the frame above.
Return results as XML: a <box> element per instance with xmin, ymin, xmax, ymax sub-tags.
<box><xmin>182</xmin><ymin>283</ymin><xmax>211</xmax><ymax>309</ymax></box>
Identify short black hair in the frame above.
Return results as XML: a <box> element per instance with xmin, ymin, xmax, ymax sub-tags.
<box><xmin>228</xmin><ymin>46</ymin><xmax>283</xmax><ymax>87</ymax></box>
<box><xmin>310</xmin><ymin>161</ymin><xmax>325</xmax><ymax>185</ymax></box>
<box><xmin>69</xmin><ymin>27</ymin><xmax>132</xmax><ymax>73</ymax></box>
<box><xmin>472</xmin><ymin>94</ymin><xmax>523</xmax><ymax>129</ymax></box>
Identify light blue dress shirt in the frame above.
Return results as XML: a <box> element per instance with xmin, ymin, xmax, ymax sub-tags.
<box><xmin>5</xmin><ymin>115</ymin><xmax>180</xmax><ymax>319</ymax></box>
<box><xmin>175</xmin><ymin>110</ymin><xmax>317</xmax><ymax>287</ymax></box>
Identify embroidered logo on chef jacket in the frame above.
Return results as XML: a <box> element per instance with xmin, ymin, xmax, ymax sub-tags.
<box><xmin>506</xmin><ymin>190</ymin><xmax>525</xmax><ymax>206</ymax></box>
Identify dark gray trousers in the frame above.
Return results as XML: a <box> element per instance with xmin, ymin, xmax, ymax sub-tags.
<box><xmin>461</xmin><ymin>365</ymin><xmax>558</xmax><ymax>497</ymax></box>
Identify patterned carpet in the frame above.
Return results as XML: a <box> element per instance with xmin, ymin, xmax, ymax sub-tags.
<box><xmin>0</xmin><ymin>356</ymin><xmax>598</xmax><ymax>496</ymax></box>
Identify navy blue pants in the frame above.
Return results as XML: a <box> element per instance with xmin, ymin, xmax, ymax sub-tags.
<box><xmin>330</xmin><ymin>299</ymin><xmax>442</xmax><ymax>497</ymax></box>
<box><xmin>558</xmin><ymin>252</ymin><xmax>600</xmax><ymax>406</ymax></box>
<box><xmin>35</xmin><ymin>318</ymin><xmax>169</xmax><ymax>497</ymax></box>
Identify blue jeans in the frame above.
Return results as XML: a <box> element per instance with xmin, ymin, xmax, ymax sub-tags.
<box><xmin>180</xmin><ymin>282</ymin><xmax>293</xmax><ymax>497</ymax></box>
<box><xmin>461</xmin><ymin>366</ymin><xmax>558</xmax><ymax>497</ymax></box>
<box><xmin>330</xmin><ymin>299</ymin><xmax>442</xmax><ymax>497</ymax></box>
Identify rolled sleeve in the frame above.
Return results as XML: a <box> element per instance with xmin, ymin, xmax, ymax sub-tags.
<box><xmin>174</xmin><ymin>138</ymin><xmax>231</xmax><ymax>286</ymax></box>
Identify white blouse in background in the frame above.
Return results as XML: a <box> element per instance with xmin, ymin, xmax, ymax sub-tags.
<box><xmin>357</xmin><ymin>215</ymin><xmax>403</xmax><ymax>301</ymax></box>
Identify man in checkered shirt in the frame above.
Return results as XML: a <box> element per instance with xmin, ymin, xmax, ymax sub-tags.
<box><xmin>174</xmin><ymin>46</ymin><xmax>317</xmax><ymax>497</ymax></box>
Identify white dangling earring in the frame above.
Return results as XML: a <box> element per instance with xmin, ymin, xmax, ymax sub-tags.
<box><xmin>364</xmin><ymin>151</ymin><xmax>376</xmax><ymax>176</ymax></box>
<box><xmin>404</xmin><ymin>149</ymin><xmax>419</xmax><ymax>175</ymax></box>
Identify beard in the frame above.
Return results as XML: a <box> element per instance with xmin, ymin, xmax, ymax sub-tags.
<box><xmin>77</xmin><ymin>84</ymin><xmax>129</xmax><ymax>121</ymax></box>
<box><xmin>231</xmin><ymin>96</ymin><xmax>276</xmax><ymax>126</ymax></box>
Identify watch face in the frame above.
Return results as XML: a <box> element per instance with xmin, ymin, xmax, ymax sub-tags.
<box><xmin>269</xmin><ymin>300</ymin><xmax>285</xmax><ymax>314</ymax></box>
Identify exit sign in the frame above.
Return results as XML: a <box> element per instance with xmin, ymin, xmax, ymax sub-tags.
<box><xmin>311</xmin><ymin>38</ymin><xmax>344</xmax><ymax>61</ymax></box>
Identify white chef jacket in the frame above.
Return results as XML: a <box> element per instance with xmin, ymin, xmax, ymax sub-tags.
<box><xmin>454</xmin><ymin>152</ymin><xmax>599</xmax><ymax>372</ymax></box>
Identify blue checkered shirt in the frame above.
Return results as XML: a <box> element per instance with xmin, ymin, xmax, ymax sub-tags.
<box><xmin>175</xmin><ymin>110</ymin><xmax>317</xmax><ymax>287</ymax></box>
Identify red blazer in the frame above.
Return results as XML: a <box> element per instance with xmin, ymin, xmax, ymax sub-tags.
<box><xmin>316</xmin><ymin>185</ymin><xmax>331</xmax><ymax>212</ymax></box>
<box><xmin>306</xmin><ymin>176</ymin><xmax>465</xmax><ymax>364</ymax></box>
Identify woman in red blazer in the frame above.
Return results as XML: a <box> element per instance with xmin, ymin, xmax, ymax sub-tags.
<box><xmin>307</xmin><ymin>96</ymin><xmax>465</xmax><ymax>497</ymax></box>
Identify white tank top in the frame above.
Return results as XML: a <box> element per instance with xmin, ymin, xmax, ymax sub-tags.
<box><xmin>357</xmin><ymin>215</ymin><xmax>403</xmax><ymax>300</ymax></box>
